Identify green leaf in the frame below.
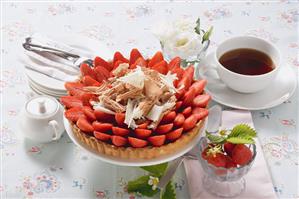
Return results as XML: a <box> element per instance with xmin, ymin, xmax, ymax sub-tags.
<box><xmin>206</xmin><ymin>131</ymin><xmax>226</xmax><ymax>144</ymax></box>
<box><xmin>127</xmin><ymin>175</ymin><xmax>159</xmax><ymax>197</ymax></box>
<box><xmin>160</xmin><ymin>181</ymin><xmax>176</xmax><ymax>199</ymax></box>
<box><xmin>227</xmin><ymin>124</ymin><xmax>257</xmax><ymax>144</ymax></box>
<box><xmin>226</xmin><ymin>137</ymin><xmax>255</xmax><ymax>144</ymax></box>
<box><xmin>194</xmin><ymin>18</ymin><xmax>201</xmax><ymax>35</ymax></box>
<box><xmin>202</xmin><ymin>26</ymin><xmax>213</xmax><ymax>42</ymax></box>
<box><xmin>140</xmin><ymin>163</ymin><xmax>168</xmax><ymax>177</ymax></box>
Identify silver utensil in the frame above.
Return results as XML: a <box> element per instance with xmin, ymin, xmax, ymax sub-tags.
<box><xmin>157</xmin><ymin>105</ymin><xmax>223</xmax><ymax>190</ymax></box>
<box><xmin>23</xmin><ymin>37</ymin><xmax>93</xmax><ymax>67</ymax></box>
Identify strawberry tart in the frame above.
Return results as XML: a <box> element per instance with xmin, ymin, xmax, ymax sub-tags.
<box><xmin>61</xmin><ymin>49</ymin><xmax>210</xmax><ymax>160</ymax></box>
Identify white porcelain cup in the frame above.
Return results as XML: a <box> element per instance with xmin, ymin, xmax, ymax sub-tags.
<box><xmin>19</xmin><ymin>94</ymin><xmax>65</xmax><ymax>143</ymax></box>
<box><xmin>214</xmin><ymin>36</ymin><xmax>280</xmax><ymax>93</ymax></box>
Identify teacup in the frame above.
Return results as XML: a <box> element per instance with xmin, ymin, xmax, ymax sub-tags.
<box><xmin>214</xmin><ymin>36</ymin><xmax>280</xmax><ymax>93</ymax></box>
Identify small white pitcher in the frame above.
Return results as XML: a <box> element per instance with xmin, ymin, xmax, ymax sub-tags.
<box><xmin>19</xmin><ymin>93</ymin><xmax>65</xmax><ymax>143</ymax></box>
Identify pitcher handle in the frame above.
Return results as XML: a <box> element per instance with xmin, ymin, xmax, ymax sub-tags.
<box><xmin>48</xmin><ymin>120</ymin><xmax>61</xmax><ymax>141</ymax></box>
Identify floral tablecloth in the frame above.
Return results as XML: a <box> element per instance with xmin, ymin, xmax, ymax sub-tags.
<box><xmin>1</xmin><ymin>1</ymin><xmax>298</xmax><ymax>198</ymax></box>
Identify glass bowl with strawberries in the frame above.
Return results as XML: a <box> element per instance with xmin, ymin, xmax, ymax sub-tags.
<box><xmin>199</xmin><ymin>124</ymin><xmax>257</xmax><ymax>198</ymax></box>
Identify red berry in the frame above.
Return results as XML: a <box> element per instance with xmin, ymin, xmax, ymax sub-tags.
<box><xmin>155</xmin><ymin>123</ymin><xmax>173</xmax><ymax>134</ymax></box>
<box><xmin>166</xmin><ymin>128</ymin><xmax>183</xmax><ymax>141</ymax></box>
<box><xmin>93</xmin><ymin>131</ymin><xmax>111</xmax><ymax>141</ymax></box>
<box><xmin>111</xmin><ymin>135</ymin><xmax>127</xmax><ymax>147</ymax></box>
<box><xmin>76</xmin><ymin>117</ymin><xmax>94</xmax><ymax>133</ymax></box>
<box><xmin>225</xmin><ymin>156</ymin><xmax>237</xmax><ymax>168</ymax></box>
<box><xmin>206</xmin><ymin>153</ymin><xmax>227</xmax><ymax>168</ymax></box>
<box><xmin>92</xmin><ymin>121</ymin><xmax>113</xmax><ymax>132</ymax></box>
<box><xmin>135</xmin><ymin>129</ymin><xmax>152</xmax><ymax>139</ymax></box>
<box><xmin>148</xmin><ymin>135</ymin><xmax>166</xmax><ymax>146</ymax></box>
<box><xmin>128</xmin><ymin>137</ymin><xmax>148</xmax><ymax>148</ymax></box>
<box><xmin>224</xmin><ymin>142</ymin><xmax>236</xmax><ymax>156</ymax></box>
<box><xmin>112</xmin><ymin>127</ymin><xmax>130</xmax><ymax>136</ymax></box>
<box><xmin>231</xmin><ymin>144</ymin><xmax>253</xmax><ymax>166</ymax></box>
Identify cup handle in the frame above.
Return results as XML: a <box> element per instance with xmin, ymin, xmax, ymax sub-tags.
<box><xmin>199</xmin><ymin>62</ymin><xmax>224</xmax><ymax>85</ymax></box>
<box><xmin>48</xmin><ymin>120</ymin><xmax>61</xmax><ymax>141</ymax></box>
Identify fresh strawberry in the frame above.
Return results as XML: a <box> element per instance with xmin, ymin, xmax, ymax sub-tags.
<box><xmin>82</xmin><ymin>106</ymin><xmax>96</xmax><ymax>121</ymax></box>
<box><xmin>64</xmin><ymin>82</ymin><xmax>83</xmax><ymax>91</ymax></box>
<box><xmin>60</xmin><ymin>96</ymin><xmax>83</xmax><ymax>108</ymax></box>
<box><xmin>113</xmin><ymin>60</ymin><xmax>125</xmax><ymax>69</ymax></box>
<box><xmin>175</xmin><ymin>88</ymin><xmax>186</xmax><ymax>100</ymax></box>
<box><xmin>155</xmin><ymin>123</ymin><xmax>173</xmax><ymax>134</ymax></box>
<box><xmin>148</xmin><ymin>135</ymin><xmax>166</xmax><ymax>147</ymax></box>
<box><xmin>201</xmin><ymin>147</ymin><xmax>210</xmax><ymax>160</ymax></box>
<box><xmin>166</xmin><ymin>128</ymin><xmax>183</xmax><ymax>141</ymax></box>
<box><xmin>82</xmin><ymin>75</ymin><xmax>101</xmax><ymax>86</ymax></box>
<box><xmin>207</xmin><ymin>153</ymin><xmax>227</xmax><ymax>168</ymax></box>
<box><xmin>168</xmin><ymin>57</ymin><xmax>181</xmax><ymax>70</ymax></box>
<box><xmin>225</xmin><ymin>156</ymin><xmax>237</xmax><ymax>168</ymax></box>
<box><xmin>171</xmin><ymin>66</ymin><xmax>184</xmax><ymax>81</ymax></box>
<box><xmin>161</xmin><ymin>111</ymin><xmax>176</xmax><ymax>123</ymax></box>
<box><xmin>111</xmin><ymin>135</ymin><xmax>127</xmax><ymax>147</ymax></box>
<box><xmin>128</xmin><ymin>137</ymin><xmax>148</xmax><ymax>148</ymax></box>
<box><xmin>183</xmin><ymin>115</ymin><xmax>197</xmax><ymax>131</ymax></box>
<box><xmin>152</xmin><ymin>60</ymin><xmax>168</xmax><ymax>74</ymax></box>
<box><xmin>223</xmin><ymin>142</ymin><xmax>236</xmax><ymax>156</ymax></box>
<box><xmin>137</xmin><ymin>120</ymin><xmax>150</xmax><ymax>129</ymax></box>
<box><xmin>129</xmin><ymin>48</ymin><xmax>143</xmax><ymax>65</ymax></box>
<box><xmin>94</xmin><ymin>110</ymin><xmax>114</xmax><ymax>122</ymax></box>
<box><xmin>115</xmin><ymin>113</ymin><xmax>125</xmax><ymax>126</ymax></box>
<box><xmin>135</xmin><ymin>129</ymin><xmax>152</xmax><ymax>138</ymax></box>
<box><xmin>192</xmin><ymin>94</ymin><xmax>211</xmax><ymax>107</ymax></box>
<box><xmin>92</xmin><ymin>121</ymin><xmax>113</xmax><ymax>132</ymax></box>
<box><xmin>182</xmin><ymin>106</ymin><xmax>192</xmax><ymax>117</ymax></box>
<box><xmin>80</xmin><ymin>63</ymin><xmax>96</xmax><ymax>79</ymax></box>
<box><xmin>113</xmin><ymin>51</ymin><xmax>129</xmax><ymax>66</ymax></box>
<box><xmin>173</xmin><ymin>113</ymin><xmax>185</xmax><ymax>127</ymax></box>
<box><xmin>76</xmin><ymin>117</ymin><xmax>94</xmax><ymax>133</ymax></box>
<box><xmin>112</xmin><ymin>127</ymin><xmax>130</xmax><ymax>136</ymax></box>
<box><xmin>148</xmin><ymin>51</ymin><xmax>164</xmax><ymax>68</ymax></box>
<box><xmin>177</xmin><ymin>76</ymin><xmax>192</xmax><ymax>91</ymax></box>
<box><xmin>175</xmin><ymin>101</ymin><xmax>183</xmax><ymax>111</ymax></box>
<box><xmin>192</xmin><ymin>107</ymin><xmax>209</xmax><ymax>121</ymax></box>
<box><xmin>183</xmin><ymin>87</ymin><xmax>196</xmax><ymax>106</ymax></box>
<box><xmin>231</xmin><ymin>144</ymin><xmax>253</xmax><ymax>166</ymax></box>
<box><xmin>190</xmin><ymin>79</ymin><xmax>207</xmax><ymax>95</ymax></box>
<box><xmin>184</xmin><ymin>66</ymin><xmax>195</xmax><ymax>80</ymax></box>
<box><xmin>64</xmin><ymin>107</ymin><xmax>84</xmax><ymax>122</ymax></box>
<box><xmin>130</xmin><ymin>57</ymin><xmax>147</xmax><ymax>69</ymax></box>
<box><xmin>94</xmin><ymin>66</ymin><xmax>110</xmax><ymax>81</ymax></box>
<box><xmin>94</xmin><ymin>56</ymin><xmax>113</xmax><ymax>71</ymax></box>
<box><xmin>94</xmin><ymin>131</ymin><xmax>111</xmax><ymax>141</ymax></box>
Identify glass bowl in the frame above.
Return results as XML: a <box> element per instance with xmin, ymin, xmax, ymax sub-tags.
<box><xmin>198</xmin><ymin>137</ymin><xmax>257</xmax><ymax>198</ymax></box>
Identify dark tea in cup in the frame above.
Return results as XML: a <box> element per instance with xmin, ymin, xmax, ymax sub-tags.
<box><xmin>219</xmin><ymin>48</ymin><xmax>275</xmax><ymax>75</ymax></box>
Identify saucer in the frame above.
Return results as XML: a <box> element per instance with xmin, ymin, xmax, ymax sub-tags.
<box><xmin>197</xmin><ymin>52</ymin><xmax>297</xmax><ymax>110</ymax></box>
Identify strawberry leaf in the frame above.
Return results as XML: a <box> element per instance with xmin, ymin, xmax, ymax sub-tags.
<box><xmin>227</xmin><ymin>124</ymin><xmax>257</xmax><ymax>144</ymax></box>
<box><xmin>194</xmin><ymin>18</ymin><xmax>201</xmax><ymax>35</ymax></box>
<box><xmin>206</xmin><ymin>131</ymin><xmax>226</xmax><ymax>144</ymax></box>
<box><xmin>160</xmin><ymin>181</ymin><xmax>176</xmax><ymax>199</ymax></box>
<box><xmin>202</xmin><ymin>26</ymin><xmax>213</xmax><ymax>42</ymax></box>
<box><xmin>127</xmin><ymin>175</ymin><xmax>159</xmax><ymax>197</ymax></box>
<box><xmin>226</xmin><ymin>137</ymin><xmax>255</xmax><ymax>144</ymax></box>
<box><xmin>140</xmin><ymin>163</ymin><xmax>168</xmax><ymax>177</ymax></box>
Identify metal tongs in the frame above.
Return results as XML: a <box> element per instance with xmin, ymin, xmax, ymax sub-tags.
<box><xmin>23</xmin><ymin>37</ymin><xmax>93</xmax><ymax>67</ymax></box>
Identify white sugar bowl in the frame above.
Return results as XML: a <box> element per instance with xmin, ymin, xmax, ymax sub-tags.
<box><xmin>19</xmin><ymin>95</ymin><xmax>65</xmax><ymax>143</ymax></box>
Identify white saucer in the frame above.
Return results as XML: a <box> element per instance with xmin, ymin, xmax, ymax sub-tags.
<box><xmin>63</xmin><ymin>115</ymin><xmax>207</xmax><ymax>166</ymax></box>
<box><xmin>28</xmin><ymin>78</ymin><xmax>66</xmax><ymax>97</ymax></box>
<box><xmin>25</xmin><ymin>34</ymin><xmax>113</xmax><ymax>92</ymax></box>
<box><xmin>198</xmin><ymin>52</ymin><xmax>297</xmax><ymax>110</ymax></box>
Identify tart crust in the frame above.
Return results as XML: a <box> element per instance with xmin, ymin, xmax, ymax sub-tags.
<box><xmin>70</xmin><ymin>119</ymin><xmax>205</xmax><ymax>160</ymax></box>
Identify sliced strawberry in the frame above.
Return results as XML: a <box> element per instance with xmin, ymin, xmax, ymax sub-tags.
<box><xmin>155</xmin><ymin>123</ymin><xmax>173</xmax><ymax>134</ymax></box>
<box><xmin>129</xmin><ymin>48</ymin><xmax>143</xmax><ymax>65</ymax></box>
<box><xmin>135</xmin><ymin>128</ymin><xmax>152</xmax><ymax>139</ymax></box>
<box><xmin>192</xmin><ymin>107</ymin><xmax>209</xmax><ymax>120</ymax></box>
<box><xmin>192</xmin><ymin>94</ymin><xmax>211</xmax><ymax>107</ymax></box>
<box><xmin>168</xmin><ymin>57</ymin><xmax>181</xmax><ymax>70</ymax></box>
<box><xmin>128</xmin><ymin>137</ymin><xmax>148</xmax><ymax>148</ymax></box>
<box><xmin>148</xmin><ymin>135</ymin><xmax>166</xmax><ymax>147</ymax></box>
<box><xmin>111</xmin><ymin>135</ymin><xmax>127</xmax><ymax>147</ymax></box>
<box><xmin>92</xmin><ymin>121</ymin><xmax>113</xmax><ymax>132</ymax></box>
<box><xmin>152</xmin><ymin>60</ymin><xmax>168</xmax><ymax>74</ymax></box>
<box><xmin>183</xmin><ymin>87</ymin><xmax>196</xmax><ymax>106</ymax></box>
<box><xmin>82</xmin><ymin>75</ymin><xmax>101</xmax><ymax>86</ymax></box>
<box><xmin>94</xmin><ymin>131</ymin><xmax>111</xmax><ymax>141</ymax></box>
<box><xmin>175</xmin><ymin>88</ymin><xmax>186</xmax><ymax>100</ymax></box>
<box><xmin>173</xmin><ymin>113</ymin><xmax>185</xmax><ymax>127</ymax></box>
<box><xmin>148</xmin><ymin>51</ymin><xmax>164</xmax><ymax>68</ymax></box>
<box><xmin>132</xmin><ymin>57</ymin><xmax>147</xmax><ymax>68</ymax></box>
<box><xmin>190</xmin><ymin>79</ymin><xmax>207</xmax><ymax>95</ymax></box>
<box><xmin>177</xmin><ymin>76</ymin><xmax>192</xmax><ymax>91</ymax></box>
<box><xmin>80</xmin><ymin>63</ymin><xmax>96</xmax><ymax>79</ymax></box>
<box><xmin>115</xmin><ymin>113</ymin><xmax>125</xmax><ymax>126</ymax></box>
<box><xmin>171</xmin><ymin>66</ymin><xmax>184</xmax><ymax>81</ymax></box>
<box><xmin>80</xmin><ymin>93</ymin><xmax>95</xmax><ymax>106</ymax></box>
<box><xmin>82</xmin><ymin>106</ymin><xmax>96</xmax><ymax>121</ymax></box>
<box><xmin>183</xmin><ymin>115</ymin><xmax>197</xmax><ymax>131</ymax></box>
<box><xmin>94</xmin><ymin>56</ymin><xmax>113</xmax><ymax>71</ymax></box>
<box><xmin>112</xmin><ymin>127</ymin><xmax>130</xmax><ymax>136</ymax></box>
<box><xmin>184</xmin><ymin>65</ymin><xmax>195</xmax><ymax>80</ymax></box>
<box><xmin>137</xmin><ymin>120</ymin><xmax>150</xmax><ymax>129</ymax></box>
<box><xmin>65</xmin><ymin>107</ymin><xmax>84</xmax><ymax>122</ymax></box>
<box><xmin>64</xmin><ymin>82</ymin><xmax>83</xmax><ymax>91</ymax></box>
<box><xmin>175</xmin><ymin>101</ymin><xmax>183</xmax><ymax>111</ymax></box>
<box><xmin>161</xmin><ymin>111</ymin><xmax>176</xmax><ymax>123</ymax></box>
<box><xmin>166</xmin><ymin>128</ymin><xmax>183</xmax><ymax>141</ymax></box>
<box><xmin>76</xmin><ymin>117</ymin><xmax>94</xmax><ymax>133</ymax></box>
<box><xmin>94</xmin><ymin>110</ymin><xmax>114</xmax><ymax>122</ymax></box>
<box><xmin>182</xmin><ymin>106</ymin><xmax>192</xmax><ymax>117</ymax></box>
<box><xmin>113</xmin><ymin>51</ymin><xmax>129</xmax><ymax>66</ymax></box>
<box><xmin>94</xmin><ymin>66</ymin><xmax>110</xmax><ymax>82</ymax></box>
<box><xmin>60</xmin><ymin>96</ymin><xmax>83</xmax><ymax>108</ymax></box>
